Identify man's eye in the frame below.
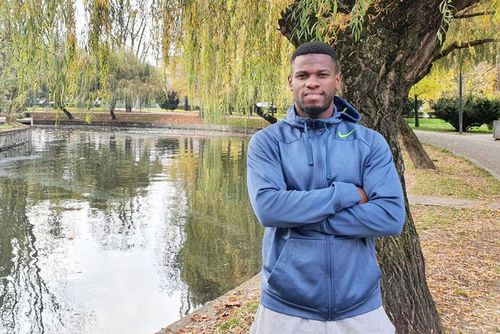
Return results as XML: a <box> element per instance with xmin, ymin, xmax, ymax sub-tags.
<box><xmin>296</xmin><ymin>73</ymin><xmax>307</xmax><ymax>79</ymax></box>
<box><xmin>318</xmin><ymin>73</ymin><xmax>329</xmax><ymax>78</ymax></box>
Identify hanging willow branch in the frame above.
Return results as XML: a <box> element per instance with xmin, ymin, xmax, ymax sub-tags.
<box><xmin>156</xmin><ymin>0</ymin><xmax>379</xmax><ymax>122</ymax></box>
<box><xmin>157</xmin><ymin>0</ymin><xmax>295</xmax><ymax>121</ymax></box>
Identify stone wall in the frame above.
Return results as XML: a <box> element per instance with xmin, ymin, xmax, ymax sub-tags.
<box><xmin>0</xmin><ymin>127</ymin><xmax>31</xmax><ymax>151</ymax></box>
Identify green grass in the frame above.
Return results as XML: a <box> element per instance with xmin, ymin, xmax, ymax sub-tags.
<box><xmin>243</xmin><ymin>300</ymin><xmax>260</xmax><ymax>313</ymax></box>
<box><xmin>405</xmin><ymin>118</ymin><xmax>492</xmax><ymax>134</ymax></box>
<box><xmin>0</xmin><ymin>123</ymin><xmax>24</xmax><ymax>131</ymax></box>
<box><xmin>213</xmin><ymin>117</ymin><xmax>269</xmax><ymax>129</ymax></box>
<box><xmin>217</xmin><ymin>317</ymin><xmax>241</xmax><ymax>332</ymax></box>
<box><xmin>404</xmin><ymin>144</ymin><xmax>500</xmax><ymax>200</ymax></box>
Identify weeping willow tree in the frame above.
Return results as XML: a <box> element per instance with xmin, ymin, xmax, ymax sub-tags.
<box><xmin>0</xmin><ymin>0</ymin><xmax>159</xmax><ymax>120</ymax></box>
<box><xmin>0</xmin><ymin>0</ymin><xmax>81</xmax><ymax>119</ymax></box>
<box><xmin>154</xmin><ymin>0</ymin><xmax>294</xmax><ymax>121</ymax></box>
<box><xmin>158</xmin><ymin>0</ymin><xmax>498</xmax><ymax>333</ymax></box>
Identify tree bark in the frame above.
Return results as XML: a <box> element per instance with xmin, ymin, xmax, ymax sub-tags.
<box><xmin>399</xmin><ymin>118</ymin><xmax>436</xmax><ymax>169</ymax></box>
<box><xmin>110</xmin><ymin>98</ymin><xmax>117</xmax><ymax>120</ymax></box>
<box><xmin>414</xmin><ymin>95</ymin><xmax>420</xmax><ymax>128</ymax></box>
<box><xmin>279</xmin><ymin>0</ymin><xmax>478</xmax><ymax>332</ymax></box>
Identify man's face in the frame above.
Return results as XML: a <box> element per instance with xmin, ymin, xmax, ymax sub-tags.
<box><xmin>288</xmin><ymin>53</ymin><xmax>341</xmax><ymax>119</ymax></box>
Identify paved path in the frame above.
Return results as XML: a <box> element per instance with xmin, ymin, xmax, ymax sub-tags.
<box><xmin>408</xmin><ymin>195</ymin><xmax>500</xmax><ymax>211</ymax></box>
<box><xmin>415</xmin><ymin>131</ymin><xmax>500</xmax><ymax>180</ymax></box>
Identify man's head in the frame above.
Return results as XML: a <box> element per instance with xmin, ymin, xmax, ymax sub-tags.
<box><xmin>288</xmin><ymin>41</ymin><xmax>341</xmax><ymax>119</ymax></box>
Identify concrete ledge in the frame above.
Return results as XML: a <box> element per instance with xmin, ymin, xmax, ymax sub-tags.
<box><xmin>0</xmin><ymin>126</ymin><xmax>32</xmax><ymax>151</ymax></box>
<box><xmin>16</xmin><ymin>117</ymin><xmax>33</xmax><ymax>125</ymax></box>
<box><xmin>26</xmin><ymin>111</ymin><xmax>265</xmax><ymax>136</ymax></box>
<box><xmin>32</xmin><ymin>120</ymin><xmax>261</xmax><ymax>136</ymax></box>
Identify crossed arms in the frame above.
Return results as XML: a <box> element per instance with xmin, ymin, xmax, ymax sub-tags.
<box><xmin>246</xmin><ymin>132</ymin><xmax>405</xmax><ymax>238</ymax></box>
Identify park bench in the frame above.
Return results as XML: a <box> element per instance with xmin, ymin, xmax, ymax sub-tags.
<box><xmin>0</xmin><ymin>117</ymin><xmax>6</xmax><ymax>124</ymax></box>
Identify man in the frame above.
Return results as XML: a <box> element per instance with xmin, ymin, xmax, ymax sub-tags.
<box><xmin>246</xmin><ymin>41</ymin><xmax>405</xmax><ymax>334</ymax></box>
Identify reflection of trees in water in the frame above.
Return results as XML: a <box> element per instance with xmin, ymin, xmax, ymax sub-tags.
<box><xmin>0</xmin><ymin>180</ymin><xmax>64</xmax><ymax>334</ymax></box>
<box><xmin>157</xmin><ymin>138</ymin><xmax>198</xmax><ymax>317</ymax></box>
<box><xmin>174</xmin><ymin>138</ymin><xmax>263</xmax><ymax>306</ymax></box>
<box><xmin>0</xmin><ymin>129</ymin><xmax>178</xmax><ymax>332</ymax></box>
<box><xmin>0</xmin><ymin>129</ymin><xmax>262</xmax><ymax>330</ymax></box>
<box><xmin>49</xmin><ymin>131</ymin><xmax>165</xmax><ymax>250</ymax></box>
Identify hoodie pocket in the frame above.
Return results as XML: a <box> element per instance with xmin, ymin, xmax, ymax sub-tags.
<box><xmin>267</xmin><ymin>238</ymin><xmax>327</xmax><ymax>311</ymax></box>
<box><xmin>332</xmin><ymin>237</ymin><xmax>381</xmax><ymax>313</ymax></box>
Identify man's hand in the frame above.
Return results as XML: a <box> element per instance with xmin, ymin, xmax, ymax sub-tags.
<box><xmin>357</xmin><ymin>187</ymin><xmax>368</xmax><ymax>204</ymax></box>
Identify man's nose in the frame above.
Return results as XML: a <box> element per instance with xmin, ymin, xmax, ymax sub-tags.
<box><xmin>305</xmin><ymin>77</ymin><xmax>320</xmax><ymax>88</ymax></box>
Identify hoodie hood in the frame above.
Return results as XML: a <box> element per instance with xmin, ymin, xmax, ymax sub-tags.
<box><xmin>282</xmin><ymin>96</ymin><xmax>362</xmax><ymax>169</ymax></box>
<box><xmin>283</xmin><ymin>96</ymin><xmax>361</xmax><ymax>129</ymax></box>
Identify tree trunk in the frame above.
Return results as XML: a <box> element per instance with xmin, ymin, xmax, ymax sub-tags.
<box><xmin>254</xmin><ymin>104</ymin><xmax>277</xmax><ymax>124</ymax></box>
<box><xmin>62</xmin><ymin>107</ymin><xmax>74</xmax><ymax>120</ymax></box>
<box><xmin>279</xmin><ymin>0</ymin><xmax>478</xmax><ymax>332</ymax></box>
<box><xmin>414</xmin><ymin>95</ymin><xmax>420</xmax><ymax>128</ymax></box>
<box><xmin>399</xmin><ymin>118</ymin><xmax>436</xmax><ymax>169</ymax></box>
<box><xmin>110</xmin><ymin>98</ymin><xmax>117</xmax><ymax>120</ymax></box>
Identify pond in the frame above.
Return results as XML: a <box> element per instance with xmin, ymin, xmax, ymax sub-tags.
<box><xmin>0</xmin><ymin>127</ymin><xmax>262</xmax><ymax>334</ymax></box>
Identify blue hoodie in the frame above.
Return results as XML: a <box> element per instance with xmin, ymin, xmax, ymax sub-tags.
<box><xmin>247</xmin><ymin>96</ymin><xmax>405</xmax><ymax>321</ymax></box>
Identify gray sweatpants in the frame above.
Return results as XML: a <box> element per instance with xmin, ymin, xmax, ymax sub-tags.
<box><xmin>250</xmin><ymin>305</ymin><xmax>396</xmax><ymax>334</ymax></box>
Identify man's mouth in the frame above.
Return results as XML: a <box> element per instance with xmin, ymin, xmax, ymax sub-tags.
<box><xmin>304</xmin><ymin>92</ymin><xmax>323</xmax><ymax>99</ymax></box>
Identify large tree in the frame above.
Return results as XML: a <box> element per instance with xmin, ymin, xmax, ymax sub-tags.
<box><xmin>160</xmin><ymin>0</ymin><xmax>498</xmax><ymax>332</ymax></box>
<box><xmin>277</xmin><ymin>1</ymin><xmax>497</xmax><ymax>332</ymax></box>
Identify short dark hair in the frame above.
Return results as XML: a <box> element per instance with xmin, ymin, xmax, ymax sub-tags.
<box><xmin>291</xmin><ymin>41</ymin><xmax>340</xmax><ymax>72</ymax></box>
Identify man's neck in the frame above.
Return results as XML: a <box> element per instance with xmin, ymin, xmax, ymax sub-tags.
<box><xmin>295</xmin><ymin>104</ymin><xmax>336</xmax><ymax>119</ymax></box>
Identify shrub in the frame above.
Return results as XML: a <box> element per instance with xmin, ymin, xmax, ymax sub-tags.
<box><xmin>431</xmin><ymin>97</ymin><xmax>500</xmax><ymax>132</ymax></box>
<box><xmin>155</xmin><ymin>89</ymin><xmax>180</xmax><ymax>110</ymax></box>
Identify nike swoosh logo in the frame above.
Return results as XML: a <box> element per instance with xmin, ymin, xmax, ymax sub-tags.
<box><xmin>338</xmin><ymin>129</ymin><xmax>356</xmax><ymax>138</ymax></box>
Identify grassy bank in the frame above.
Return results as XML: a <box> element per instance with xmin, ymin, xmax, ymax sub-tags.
<box><xmin>0</xmin><ymin>123</ymin><xmax>24</xmax><ymax>132</ymax></box>
<box><xmin>405</xmin><ymin>118</ymin><xmax>492</xmax><ymax>134</ymax></box>
<box><xmin>164</xmin><ymin>144</ymin><xmax>500</xmax><ymax>334</ymax></box>
<box><xmin>403</xmin><ymin>145</ymin><xmax>500</xmax><ymax>200</ymax></box>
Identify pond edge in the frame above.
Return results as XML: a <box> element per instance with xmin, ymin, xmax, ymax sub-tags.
<box><xmin>0</xmin><ymin>126</ymin><xmax>32</xmax><ymax>152</ymax></box>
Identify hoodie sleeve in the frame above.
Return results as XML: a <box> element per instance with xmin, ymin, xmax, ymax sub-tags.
<box><xmin>247</xmin><ymin>130</ymin><xmax>361</xmax><ymax>228</ymax></box>
<box><xmin>317</xmin><ymin>133</ymin><xmax>405</xmax><ymax>237</ymax></box>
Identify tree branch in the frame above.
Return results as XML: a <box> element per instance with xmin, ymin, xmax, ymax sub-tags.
<box><xmin>434</xmin><ymin>38</ymin><xmax>500</xmax><ymax>61</ymax></box>
<box><xmin>453</xmin><ymin>11</ymin><xmax>495</xmax><ymax>19</ymax></box>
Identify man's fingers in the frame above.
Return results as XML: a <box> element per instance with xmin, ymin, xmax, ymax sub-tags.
<box><xmin>356</xmin><ymin>187</ymin><xmax>368</xmax><ymax>204</ymax></box>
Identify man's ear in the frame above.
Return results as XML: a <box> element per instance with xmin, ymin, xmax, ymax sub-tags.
<box><xmin>287</xmin><ymin>74</ymin><xmax>292</xmax><ymax>91</ymax></box>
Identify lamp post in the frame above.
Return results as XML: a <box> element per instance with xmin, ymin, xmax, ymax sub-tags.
<box><xmin>458</xmin><ymin>60</ymin><xmax>463</xmax><ymax>135</ymax></box>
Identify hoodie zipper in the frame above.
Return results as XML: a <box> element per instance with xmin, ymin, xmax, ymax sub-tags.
<box><xmin>311</xmin><ymin>124</ymin><xmax>335</xmax><ymax>320</ymax></box>
<box><xmin>327</xmin><ymin>125</ymin><xmax>335</xmax><ymax>319</ymax></box>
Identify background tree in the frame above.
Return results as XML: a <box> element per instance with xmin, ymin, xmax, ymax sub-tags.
<box><xmin>109</xmin><ymin>49</ymin><xmax>155</xmax><ymax>112</ymax></box>
<box><xmin>0</xmin><ymin>0</ymin><xmax>79</xmax><ymax>119</ymax></box>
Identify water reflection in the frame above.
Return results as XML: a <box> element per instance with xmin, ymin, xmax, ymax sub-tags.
<box><xmin>0</xmin><ymin>128</ymin><xmax>262</xmax><ymax>334</ymax></box>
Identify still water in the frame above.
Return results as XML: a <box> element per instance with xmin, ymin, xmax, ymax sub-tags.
<box><xmin>0</xmin><ymin>127</ymin><xmax>262</xmax><ymax>334</ymax></box>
